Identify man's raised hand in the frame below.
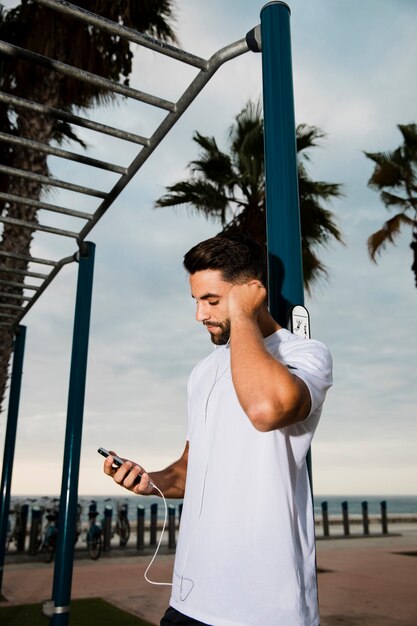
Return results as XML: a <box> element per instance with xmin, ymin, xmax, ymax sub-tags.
<box><xmin>227</xmin><ymin>280</ymin><xmax>267</xmax><ymax>321</ymax></box>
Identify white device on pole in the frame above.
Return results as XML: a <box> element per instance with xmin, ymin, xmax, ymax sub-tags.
<box><xmin>290</xmin><ymin>305</ymin><xmax>310</xmax><ymax>339</ymax></box>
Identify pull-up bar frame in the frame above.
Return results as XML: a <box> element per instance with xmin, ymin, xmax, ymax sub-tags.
<box><xmin>0</xmin><ymin>3</ymin><xmax>305</xmax><ymax>625</ymax></box>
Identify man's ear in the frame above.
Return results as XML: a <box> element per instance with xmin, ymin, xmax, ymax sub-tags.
<box><xmin>249</xmin><ymin>278</ymin><xmax>267</xmax><ymax>290</ymax></box>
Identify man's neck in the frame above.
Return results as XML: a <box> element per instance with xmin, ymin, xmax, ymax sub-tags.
<box><xmin>258</xmin><ymin>308</ymin><xmax>281</xmax><ymax>338</ymax></box>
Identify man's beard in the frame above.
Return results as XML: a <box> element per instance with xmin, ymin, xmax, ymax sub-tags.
<box><xmin>205</xmin><ymin>319</ymin><xmax>231</xmax><ymax>345</ymax></box>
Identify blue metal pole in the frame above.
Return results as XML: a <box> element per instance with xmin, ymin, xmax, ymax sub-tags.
<box><xmin>49</xmin><ymin>242</ymin><xmax>95</xmax><ymax>626</ymax></box>
<box><xmin>0</xmin><ymin>324</ymin><xmax>26</xmax><ymax>597</ymax></box>
<box><xmin>260</xmin><ymin>3</ymin><xmax>314</xmax><ymax>489</ymax></box>
<box><xmin>260</xmin><ymin>1</ymin><xmax>304</xmax><ymax>326</ymax></box>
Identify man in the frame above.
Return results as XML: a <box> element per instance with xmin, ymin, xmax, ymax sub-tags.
<box><xmin>104</xmin><ymin>234</ymin><xmax>333</xmax><ymax>626</ymax></box>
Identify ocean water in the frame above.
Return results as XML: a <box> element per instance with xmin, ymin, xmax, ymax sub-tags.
<box><xmin>9</xmin><ymin>494</ymin><xmax>417</xmax><ymax>523</ymax></box>
<box><xmin>312</xmin><ymin>495</ymin><xmax>417</xmax><ymax>517</ymax></box>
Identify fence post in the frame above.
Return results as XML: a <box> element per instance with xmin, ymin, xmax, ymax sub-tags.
<box><xmin>136</xmin><ymin>506</ymin><xmax>145</xmax><ymax>551</ymax></box>
<box><xmin>16</xmin><ymin>503</ymin><xmax>29</xmax><ymax>552</ymax></box>
<box><xmin>380</xmin><ymin>500</ymin><xmax>388</xmax><ymax>535</ymax></box>
<box><xmin>118</xmin><ymin>501</ymin><xmax>129</xmax><ymax>547</ymax></box>
<box><xmin>361</xmin><ymin>501</ymin><xmax>369</xmax><ymax>535</ymax></box>
<box><xmin>29</xmin><ymin>505</ymin><xmax>43</xmax><ymax>555</ymax></box>
<box><xmin>150</xmin><ymin>503</ymin><xmax>158</xmax><ymax>546</ymax></box>
<box><xmin>168</xmin><ymin>506</ymin><xmax>176</xmax><ymax>549</ymax></box>
<box><xmin>321</xmin><ymin>501</ymin><xmax>330</xmax><ymax>537</ymax></box>
<box><xmin>103</xmin><ymin>504</ymin><xmax>113</xmax><ymax>551</ymax></box>
<box><xmin>342</xmin><ymin>501</ymin><xmax>350</xmax><ymax>536</ymax></box>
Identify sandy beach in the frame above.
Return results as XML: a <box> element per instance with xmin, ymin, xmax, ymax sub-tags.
<box><xmin>1</xmin><ymin>523</ymin><xmax>416</xmax><ymax>625</ymax></box>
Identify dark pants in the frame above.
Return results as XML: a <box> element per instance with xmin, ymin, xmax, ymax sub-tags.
<box><xmin>160</xmin><ymin>606</ymin><xmax>210</xmax><ymax>626</ymax></box>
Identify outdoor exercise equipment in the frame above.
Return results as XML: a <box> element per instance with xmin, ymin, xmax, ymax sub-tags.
<box><xmin>0</xmin><ymin>2</ymin><xmax>303</xmax><ymax>623</ymax></box>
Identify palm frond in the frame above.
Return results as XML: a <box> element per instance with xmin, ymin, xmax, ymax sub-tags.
<box><xmin>155</xmin><ymin>179</ymin><xmax>230</xmax><ymax>225</ymax></box>
<box><xmin>301</xmin><ymin>244</ymin><xmax>328</xmax><ymax>295</ymax></box>
<box><xmin>296</xmin><ymin>123</ymin><xmax>326</xmax><ymax>159</ymax></box>
<box><xmin>365</xmin><ymin>153</ymin><xmax>403</xmax><ymax>189</ymax></box>
<box><xmin>410</xmin><ymin>230</ymin><xmax>417</xmax><ymax>288</ymax></box>
<box><xmin>298</xmin><ymin>172</ymin><xmax>343</xmax><ymax>202</ymax></box>
<box><xmin>189</xmin><ymin>133</ymin><xmax>234</xmax><ymax>185</ymax></box>
<box><xmin>192</xmin><ymin>132</ymin><xmax>221</xmax><ymax>155</ymax></box>
<box><xmin>228</xmin><ymin>100</ymin><xmax>263</xmax><ymax>150</ymax></box>
<box><xmin>367</xmin><ymin>213</ymin><xmax>414</xmax><ymax>261</ymax></box>
<box><xmin>398</xmin><ymin>123</ymin><xmax>417</xmax><ymax>153</ymax></box>
<box><xmin>380</xmin><ymin>190</ymin><xmax>411</xmax><ymax>211</ymax></box>
<box><xmin>364</xmin><ymin>150</ymin><xmax>396</xmax><ymax>166</ymax></box>
<box><xmin>51</xmin><ymin>120</ymin><xmax>88</xmax><ymax>149</ymax></box>
<box><xmin>155</xmin><ymin>99</ymin><xmax>343</xmax><ymax>292</ymax></box>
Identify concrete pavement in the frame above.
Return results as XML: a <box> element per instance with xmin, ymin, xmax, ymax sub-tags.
<box><xmin>1</xmin><ymin>524</ymin><xmax>416</xmax><ymax>625</ymax></box>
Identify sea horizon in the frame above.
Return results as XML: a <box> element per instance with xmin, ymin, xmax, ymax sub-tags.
<box><xmin>8</xmin><ymin>493</ymin><xmax>417</xmax><ymax>522</ymax></box>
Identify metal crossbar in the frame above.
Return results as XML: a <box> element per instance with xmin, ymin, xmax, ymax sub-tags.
<box><xmin>37</xmin><ymin>0</ymin><xmax>209</xmax><ymax>70</ymax></box>
<box><xmin>0</xmin><ymin>92</ymin><xmax>150</xmax><ymax>146</ymax></box>
<box><xmin>0</xmin><ymin>215</ymin><xmax>80</xmax><ymax>239</ymax></box>
<box><xmin>0</xmin><ymin>250</ymin><xmax>58</xmax><ymax>266</ymax></box>
<box><xmin>0</xmin><ymin>164</ymin><xmax>108</xmax><ymax>198</ymax></box>
<box><xmin>0</xmin><ymin>41</ymin><xmax>176</xmax><ymax>112</ymax></box>
<box><xmin>0</xmin><ymin>0</ymin><xmax>254</xmax><ymax>331</ymax></box>
<box><xmin>0</xmin><ymin>192</ymin><xmax>93</xmax><ymax>220</ymax></box>
<box><xmin>0</xmin><ymin>132</ymin><xmax>128</xmax><ymax>174</ymax></box>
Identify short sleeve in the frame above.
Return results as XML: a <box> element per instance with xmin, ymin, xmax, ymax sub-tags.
<box><xmin>285</xmin><ymin>339</ymin><xmax>333</xmax><ymax>420</ymax></box>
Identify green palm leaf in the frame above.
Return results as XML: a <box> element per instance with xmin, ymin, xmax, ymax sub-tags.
<box><xmin>365</xmin><ymin>123</ymin><xmax>417</xmax><ymax>287</ymax></box>
<box><xmin>367</xmin><ymin>214</ymin><xmax>415</xmax><ymax>261</ymax></box>
<box><xmin>155</xmin><ymin>99</ymin><xmax>343</xmax><ymax>293</ymax></box>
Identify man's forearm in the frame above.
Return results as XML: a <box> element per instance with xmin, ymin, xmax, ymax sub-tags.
<box><xmin>148</xmin><ymin>455</ymin><xmax>188</xmax><ymax>499</ymax></box>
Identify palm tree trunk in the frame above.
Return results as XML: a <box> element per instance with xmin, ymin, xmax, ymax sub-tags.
<box><xmin>0</xmin><ymin>72</ymin><xmax>60</xmax><ymax>412</ymax></box>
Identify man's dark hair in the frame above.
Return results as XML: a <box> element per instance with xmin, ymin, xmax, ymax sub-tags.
<box><xmin>183</xmin><ymin>233</ymin><xmax>267</xmax><ymax>285</ymax></box>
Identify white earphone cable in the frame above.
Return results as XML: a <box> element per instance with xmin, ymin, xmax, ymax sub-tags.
<box><xmin>144</xmin><ymin>342</ymin><xmax>230</xmax><ymax>591</ymax></box>
<box><xmin>143</xmin><ymin>483</ymin><xmax>172</xmax><ymax>587</ymax></box>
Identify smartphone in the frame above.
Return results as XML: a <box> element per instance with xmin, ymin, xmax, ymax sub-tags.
<box><xmin>98</xmin><ymin>447</ymin><xmax>148</xmax><ymax>487</ymax></box>
<box><xmin>97</xmin><ymin>447</ymin><xmax>125</xmax><ymax>468</ymax></box>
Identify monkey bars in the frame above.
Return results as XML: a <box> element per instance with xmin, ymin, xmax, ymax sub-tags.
<box><xmin>0</xmin><ymin>2</ymin><xmax>303</xmax><ymax>624</ymax></box>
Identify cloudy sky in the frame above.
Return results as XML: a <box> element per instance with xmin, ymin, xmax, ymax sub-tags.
<box><xmin>1</xmin><ymin>0</ymin><xmax>416</xmax><ymax>497</ymax></box>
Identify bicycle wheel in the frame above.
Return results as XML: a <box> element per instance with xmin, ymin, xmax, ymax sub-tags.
<box><xmin>43</xmin><ymin>542</ymin><xmax>55</xmax><ymax>563</ymax></box>
<box><xmin>87</xmin><ymin>533</ymin><xmax>102</xmax><ymax>560</ymax></box>
<box><xmin>119</xmin><ymin>517</ymin><xmax>130</xmax><ymax>546</ymax></box>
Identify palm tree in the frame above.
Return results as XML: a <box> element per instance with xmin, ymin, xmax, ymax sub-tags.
<box><xmin>155</xmin><ymin>100</ymin><xmax>343</xmax><ymax>292</ymax></box>
<box><xmin>365</xmin><ymin>123</ymin><xmax>417</xmax><ymax>288</ymax></box>
<box><xmin>0</xmin><ymin>0</ymin><xmax>177</xmax><ymax>411</ymax></box>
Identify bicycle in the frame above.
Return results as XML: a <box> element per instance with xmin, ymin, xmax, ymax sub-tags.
<box><xmin>39</xmin><ymin>498</ymin><xmax>59</xmax><ymax>563</ymax></box>
<box><xmin>115</xmin><ymin>499</ymin><xmax>130</xmax><ymax>547</ymax></box>
<box><xmin>86</xmin><ymin>501</ymin><xmax>102</xmax><ymax>560</ymax></box>
<box><xmin>74</xmin><ymin>502</ymin><xmax>82</xmax><ymax>546</ymax></box>
<box><xmin>28</xmin><ymin>502</ymin><xmax>44</xmax><ymax>555</ymax></box>
<box><xmin>6</xmin><ymin>499</ymin><xmax>31</xmax><ymax>552</ymax></box>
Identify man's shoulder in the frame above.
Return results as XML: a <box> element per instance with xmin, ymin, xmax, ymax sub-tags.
<box><xmin>267</xmin><ymin>329</ymin><xmax>332</xmax><ymax>377</ymax></box>
<box><xmin>267</xmin><ymin>328</ymin><xmax>330</xmax><ymax>355</ymax></box>
<box><xmin>187</xmin><ymin>347</ymin><xmax>221</xmax><ymax>388</ymax></box>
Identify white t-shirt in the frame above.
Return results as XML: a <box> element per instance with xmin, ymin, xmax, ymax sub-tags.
<box><xmin>170</xmin><ymin>329</ymin><xmax>333</xmax><ymax>626</ymax></box>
